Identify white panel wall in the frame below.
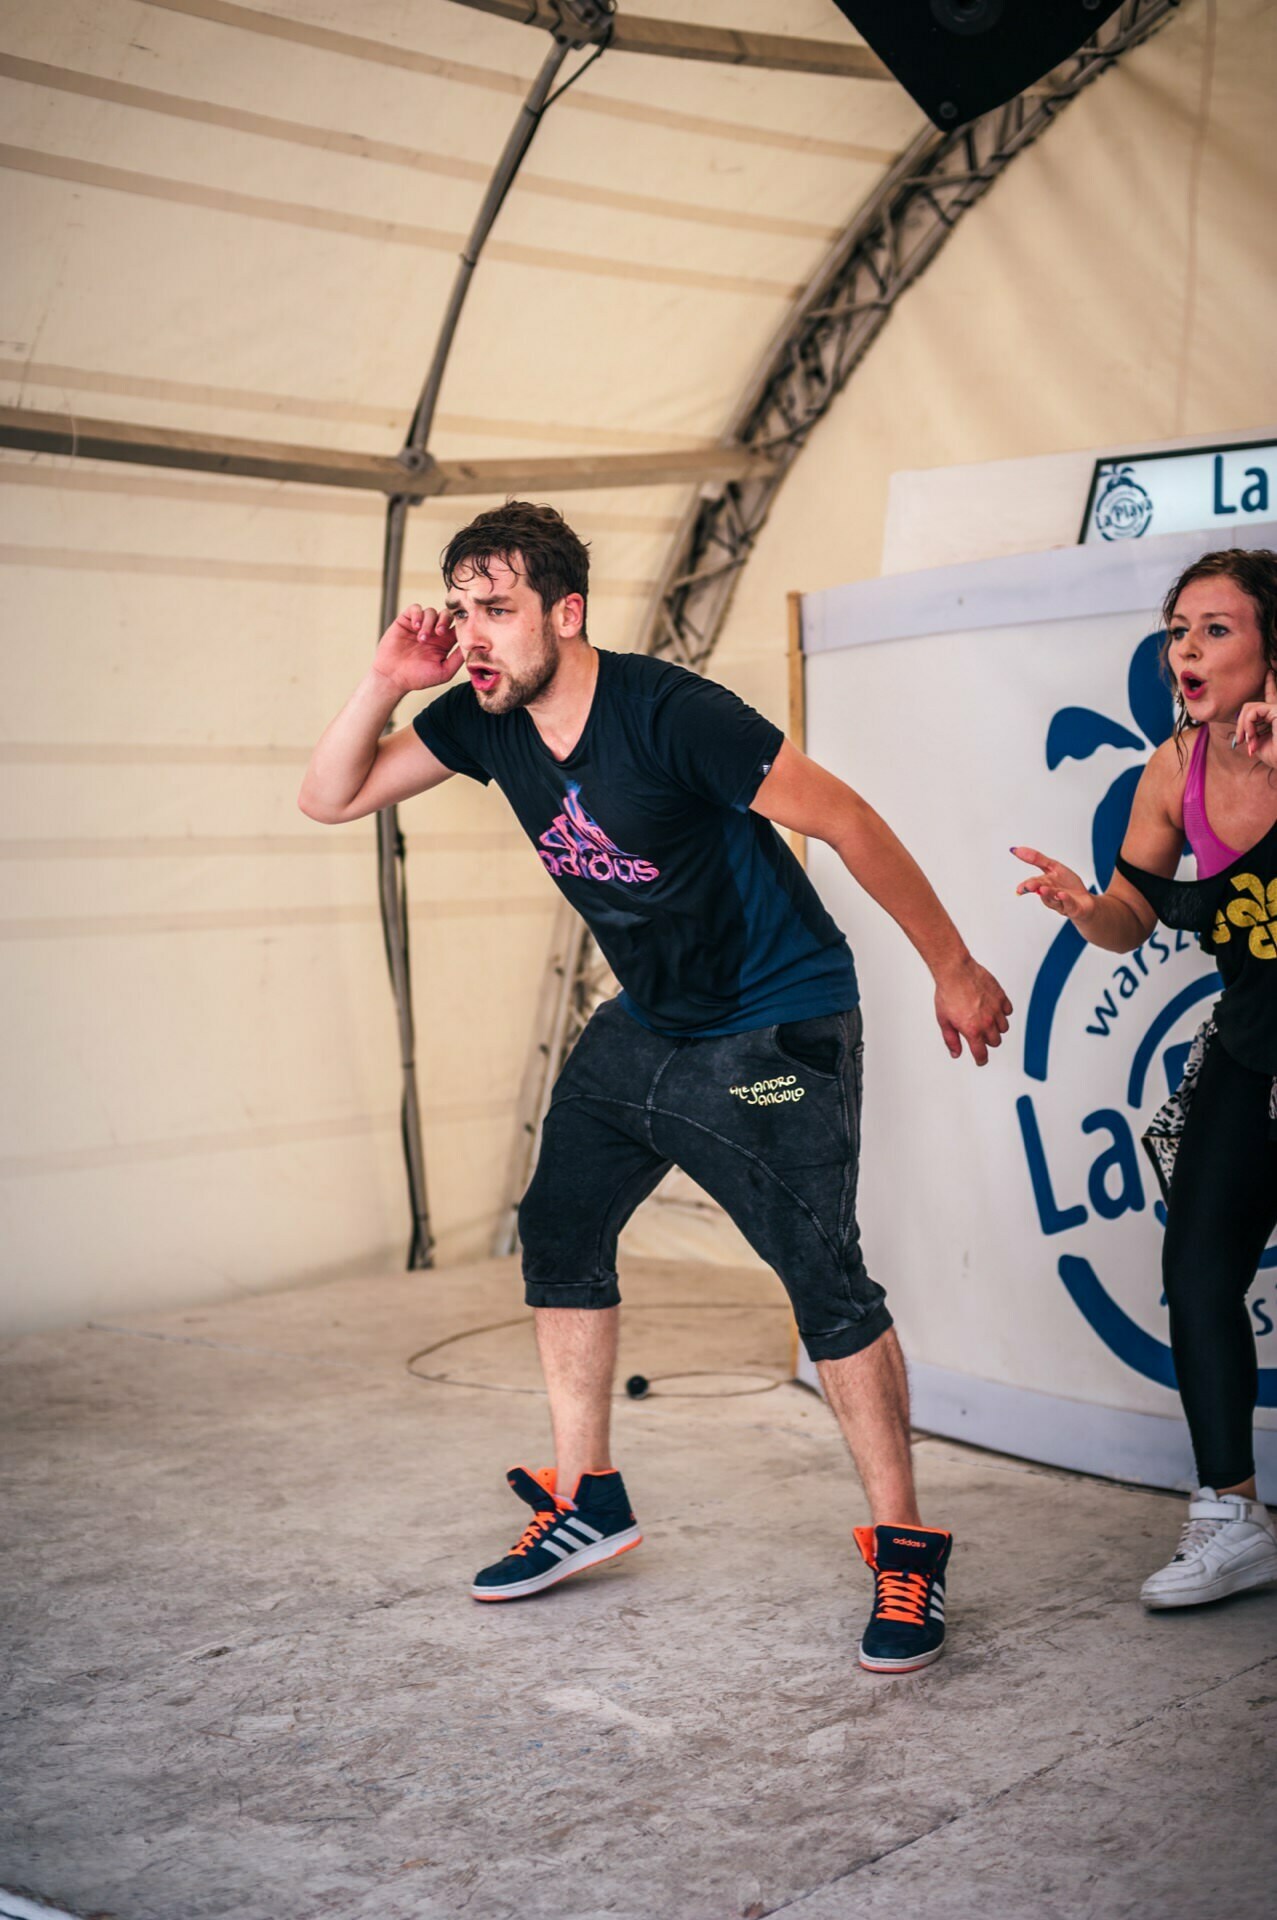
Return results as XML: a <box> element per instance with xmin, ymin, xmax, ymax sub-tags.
<box><xmin>800</xmin><ymin>529</ymin><xmax>1277</xmax><ymax>1489</ymax></box>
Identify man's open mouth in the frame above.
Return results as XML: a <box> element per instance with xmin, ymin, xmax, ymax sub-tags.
<box><xmin>469</xmin><ymin>664</ymin><xmax>500</xmax><ymax>693</ymax></box>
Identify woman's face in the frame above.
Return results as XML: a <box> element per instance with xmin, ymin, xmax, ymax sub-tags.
<box><xmin>1167</xmin><ymin>575</ymin><xmax>1270</xmax><ymax>725</ymax></box>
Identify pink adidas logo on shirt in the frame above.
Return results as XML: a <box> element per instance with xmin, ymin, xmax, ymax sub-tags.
<box><xmin>538</xmin><ymin>784</ymin><xmax>661</xmax><ymax>887</ymax></box>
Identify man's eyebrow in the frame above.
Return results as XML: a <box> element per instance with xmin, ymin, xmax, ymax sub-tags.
<box><xmin>445</xmin><ymin>593</ymin><xmax>512</xmax><ymax>608</ymax></box>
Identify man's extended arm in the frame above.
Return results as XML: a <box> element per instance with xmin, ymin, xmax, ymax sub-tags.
<box><xmin>299</xmin><ymin>605</ymin><xmax>459</xmax><ymax>824</ymax></box>
<box><xmin>752</xmin><ymin>740</ymin><xmax>1011</xmax><ymax>1064</ymax></box>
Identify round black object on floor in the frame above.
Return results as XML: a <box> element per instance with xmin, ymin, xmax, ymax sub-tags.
<box><xmin>625</xmin><ymin>1374</ymin><xmax>650</xmax><ymax>1399</ymax></box>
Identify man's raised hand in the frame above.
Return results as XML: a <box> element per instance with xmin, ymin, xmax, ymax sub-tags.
<box><xmin>373</xmin><ymin>605</ymin><xmax>461</xmax><ymax>695</ymax></box>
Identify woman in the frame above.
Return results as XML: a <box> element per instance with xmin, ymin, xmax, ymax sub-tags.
<box><xmin>1014</xmin><ymin>547</ymin><xmax>1277</xmax><ymax>1609</ymax></box>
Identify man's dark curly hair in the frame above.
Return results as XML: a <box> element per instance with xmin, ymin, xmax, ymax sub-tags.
<box><xmin>441</xmin><ymin>501</ymin><xmax>590</xmax><ymax>633</ymax></box>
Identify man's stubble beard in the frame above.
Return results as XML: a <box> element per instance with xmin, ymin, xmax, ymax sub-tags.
<box><xmin>476</xmin><ymin>615</ymin><xmax>562</xmax><ymax>715</ymax></box>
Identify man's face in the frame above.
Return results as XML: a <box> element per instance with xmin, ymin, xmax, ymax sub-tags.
<box><xmin>445</xmin><ymin>555</ymin><xmax>577</xmax><ymax>714</ymax></box>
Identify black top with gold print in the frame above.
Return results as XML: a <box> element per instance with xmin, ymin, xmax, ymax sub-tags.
<box><xmin>1118</xmin><ymin>819</ymin><xmax>1277</xmax><ymax>1074</ymax></box>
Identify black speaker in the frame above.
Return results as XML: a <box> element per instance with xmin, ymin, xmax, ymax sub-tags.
<box><xmin>829</xmin><ymin>1</ymin><xmax>1125</xmax><ymax>129</ymax></box>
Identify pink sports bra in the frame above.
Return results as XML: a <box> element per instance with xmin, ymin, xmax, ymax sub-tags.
<box><xmin>1182</xmin><ymin>723</ymin><xmax>1240</xmax><ymax>879</ymax></box>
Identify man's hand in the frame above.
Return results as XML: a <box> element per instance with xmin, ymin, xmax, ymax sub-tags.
<box><xmin>373</xmin><ymin>604</ymin><xmax>461</xmax><ymax>696</ymax></box>
<box><xmin>933</xmin><ymin>954</ymin><xmax>1013</xmax><ymax>1065</ymax></box>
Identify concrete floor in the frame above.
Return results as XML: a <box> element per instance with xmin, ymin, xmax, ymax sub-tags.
<box><xmin>2</xmin><ymin>1255</ymin><xmax>1274</xmax><ymax>1920</ymax></box>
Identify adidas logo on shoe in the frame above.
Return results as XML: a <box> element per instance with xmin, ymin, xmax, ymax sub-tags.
<box><xmin>855</xmin><ymin>1522</ymin><xmax>952</xmax><ymax>1674</ymax></box>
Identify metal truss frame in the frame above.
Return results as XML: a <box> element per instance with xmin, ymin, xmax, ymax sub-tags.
<box><xmin>494</xmin><ymin>0</ymin><xmax>1181</xmax><ymax>1253</ymax></box>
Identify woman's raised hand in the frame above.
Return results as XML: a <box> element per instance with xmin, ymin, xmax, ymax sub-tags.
<box><xmin>373</xmin><ymin>604</ymin><xmax>461</xmax><ymax>694</ymax></box>
<box><xmin>1011</xmin><ymin>846</ymin><xmax>1096</xmax><ymax>924</ymax></box>
<box><xmin>1235</xmin><ymin>669</ymin><xmax>1277</xmax><ymax>771</ymax></box>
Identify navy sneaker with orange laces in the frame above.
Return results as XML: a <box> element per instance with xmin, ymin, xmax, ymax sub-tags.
<box><xmin>470</xmin><ymin>1465</ymin><xmax>642</xmax><ymax>1602</ymax></box>
<box><xmin>854</xmin><ymin>1523</ymin><xmax>952</xmax><ymax>1673</ymax></box>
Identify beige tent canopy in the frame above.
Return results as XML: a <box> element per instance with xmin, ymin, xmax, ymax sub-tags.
<box><xmin>4</xmin><ymin>0</ymin><xmax>1267</xmax><ymax>1333</ymax></box>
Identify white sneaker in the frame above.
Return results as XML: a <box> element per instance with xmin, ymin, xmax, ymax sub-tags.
<box><xmin>1140</xmin><ymin>1489</ymin><xmax>1277</xmax><ymax>1610</ymax></box>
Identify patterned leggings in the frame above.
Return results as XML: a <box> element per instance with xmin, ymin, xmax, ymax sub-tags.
<box><xmin>1162</xmin><ymin>1034</ymin><xmax>1277</xmax><ymax>1488</ymax></box>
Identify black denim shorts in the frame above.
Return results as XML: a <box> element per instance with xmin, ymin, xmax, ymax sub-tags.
<box><xmin>518</xmin><ymin>998</ymin><xmax>891</xmax><ymax>1363</ymax></box>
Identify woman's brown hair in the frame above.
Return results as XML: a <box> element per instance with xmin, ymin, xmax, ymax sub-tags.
<box><xmin>1160</xmin><ymin>546</ymin><xmax>1277</xmax><ymax>754</ymax></box>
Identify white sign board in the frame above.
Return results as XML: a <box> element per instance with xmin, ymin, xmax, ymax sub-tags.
<box><xmin>800</xmin><ymin>524</ymin><xmax>1277</xmax><ymax>1490</ymax></box>
<box><xmin>1081</xmin><ymin>440</ymin><xmax>1276</xmax><ymax>545</ymax></box>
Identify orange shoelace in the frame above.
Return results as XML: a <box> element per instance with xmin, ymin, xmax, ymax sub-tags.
<box><xmin>875</xmin><ymin>1569</ymin><xmax>929</xmax><ymax>1625</ymax></box>
<box><xmin>510</xmin><ymin>1507</ymin><xmax>561</xmax><ymax>1557</ymax></box>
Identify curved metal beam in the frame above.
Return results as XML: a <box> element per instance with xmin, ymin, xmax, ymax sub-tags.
<box><xmin>401</xmin><ymin>38</ymin><xmax>575</xmax><ymax>464</ymax></box>
<box><xmin>495</xmin><ymin>0</ymin><xmax>1180</xmax><ymax>1253</ymax></box>
<box><xmin>381</xmin><ymin>24</ymin><xmax>613</xmax><ymax>1268</ymax></box>
<box><xmin>641</xmin><ymin>0</ymin><xmax>1180</xmax><ymax>673</ymax></box>
<box><xmin>448</xmin><ymin>1</ymin><xmax>888</xmax><ymax>80</ymax></box>
<box><xmin>0</xmin><ymin>408</ymin><xmax>776</xmax><ymax>498</ymax></box>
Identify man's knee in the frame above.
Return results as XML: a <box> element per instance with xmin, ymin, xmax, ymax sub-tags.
<box><xmin>522</xmin><ymin>1269</ymin><xmax>622</xmax><ymax>1311</ymax></box>
<box><xmin>517</xmin><ymin>1186</ymin><xmax>620</xmax><ymax>1310</ymax></box>
<box><xmin>802</xmin><ymin>1302</ymin><xmax>895</xmax><ymax>1365</ymax></box>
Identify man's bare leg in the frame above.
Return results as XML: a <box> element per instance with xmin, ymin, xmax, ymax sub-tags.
<box><xmin>816</xmin><ymin>1328</ymin><xmax>922</xmax><ymax>1525</ymax></box>
<box><xmin>534</xmin><ymin>1305</ymin><xmax>618</xmax><ymax>1499</ymax></box>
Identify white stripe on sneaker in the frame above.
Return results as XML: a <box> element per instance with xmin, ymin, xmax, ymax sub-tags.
<box><xmin>541</xmin><ymin>1538</ymin><xmax>571</xmax><ymax>1561</ymax></box>
<box><xmin>563</xmin><ymin>1517</ymin><xmax>604</xmax><ymax>1543</ymax></box>
<box><xmin>472</xmin><ymin>1523</ymin><xmax>643</xmax><ymax>1601</ymax></box>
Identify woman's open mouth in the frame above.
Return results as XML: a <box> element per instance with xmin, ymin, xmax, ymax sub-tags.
<box><xmin>1180</xmin><ymin>673</ymin><xmax>1205</xmax><ymax>701</ymax></box>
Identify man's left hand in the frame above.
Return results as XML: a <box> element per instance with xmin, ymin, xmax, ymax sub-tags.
<box><xmin>933</xmin><ymin>956</ymin><xmax>1013</xmax><ymax>1066</ymax></box>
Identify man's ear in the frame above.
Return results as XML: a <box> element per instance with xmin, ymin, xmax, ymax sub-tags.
<box><xmin>557</xmin><ymin>593</ymin><xmax>586</xmax><ymax>640</ymax></box>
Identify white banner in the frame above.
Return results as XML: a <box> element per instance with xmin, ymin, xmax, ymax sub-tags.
<box><xmin>800</xmin><ymin>529</ymin><xmax>1277</xmax><ymax>1490</ymax></box>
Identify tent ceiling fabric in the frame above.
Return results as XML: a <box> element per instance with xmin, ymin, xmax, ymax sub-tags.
<box><xmin>0</xmin><ymin>0</ymin><xmax>921</xmax><ymax>667</ymax></box>
<box><xmin>0</xmin><ymin>0</ymin><xmax>923</xmax><ymax>1314</ymax></box>
<box><xmin>0</xmin><ymin>0</ymin><xmax>1182</xmax><ymax>1312</ymax></box>
<box><xmin>2</xmin><ymin>0</ymin><xmax>916</xmax><ymax>538</ymax></box>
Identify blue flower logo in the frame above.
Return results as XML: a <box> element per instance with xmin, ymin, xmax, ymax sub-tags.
<box><xmin>1025</xmin><ymin>631</ymin><xmax>1174</xmax><ymax>1082</ymax></box>
<box><xmin>1045</xmin><ymin>628</ymin><xmax>1172</xmax><ymax>883</ymax></box>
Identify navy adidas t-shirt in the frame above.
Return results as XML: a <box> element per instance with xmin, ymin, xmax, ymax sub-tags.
<box><xmin>413</xmin><ymin>649</ymin><xmax>857</xmax><ymax>1038</ymax></box>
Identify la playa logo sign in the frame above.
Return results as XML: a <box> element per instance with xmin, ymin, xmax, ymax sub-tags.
<box><xmin>1081</xmin><ymin>439</ymin><xmax>1276</xmax><ymax>545</ymax></box>
<box><xmin>1014</xmin><ymin>629</ymin><xmax>1277</xmax><ymax>1403</ymax></box>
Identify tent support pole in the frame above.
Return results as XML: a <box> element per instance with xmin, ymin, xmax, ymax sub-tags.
<box><xmin>402</xmin><ymin>37</ymin><xmax>575</xmax><ymax>463</ymax></box>
<box><xmin>382</xmin><ymin>19</ymin><xmax>612</xmax><ymax>1267</ymax></box>
<box><xmin>377</xmin><ymin>493</ymin><xmax>434</xmax><ymax>1269</ymax></box>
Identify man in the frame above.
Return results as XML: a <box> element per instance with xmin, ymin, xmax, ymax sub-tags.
<box><xmin>300</xmin><ymin>501</ymin><xmax>1011</xmax><ymax>1673</ymax></box>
